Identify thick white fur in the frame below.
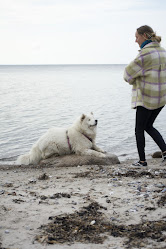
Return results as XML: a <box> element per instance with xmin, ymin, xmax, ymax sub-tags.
<box><xmin>17</xmin><ymin>113</ymin><xmax>106</xmax><ymax>165</ymax></box>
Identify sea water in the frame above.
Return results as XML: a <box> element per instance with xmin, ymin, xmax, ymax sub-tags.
<box><xmin>0</xmin><ymin>64</ymin><xmax>166</xmax><ymax>164</ymax></box>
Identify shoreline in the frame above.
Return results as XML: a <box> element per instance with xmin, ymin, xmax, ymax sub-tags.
<box><xmin>0</xmin><ymin>156</ymin><xmax>166</xmax><ymax>249</ymax></box>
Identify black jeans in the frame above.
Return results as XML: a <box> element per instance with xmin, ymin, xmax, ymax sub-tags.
<box><xmin>135</xmin><ymin>106</ymin><xmax>166</xmax><ymax>161</ymax></box>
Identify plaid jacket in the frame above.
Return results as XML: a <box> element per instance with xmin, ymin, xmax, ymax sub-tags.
<box><xmin>124</xmin><ymin>42</ymin><xmax>166</xmax><ymax>109</ymax></box>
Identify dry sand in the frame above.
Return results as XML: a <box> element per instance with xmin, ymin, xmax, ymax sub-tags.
<box><xmin>0</xmin><ymin>155</ymin><xmax>166</xmax><ymax>249</ymax></box>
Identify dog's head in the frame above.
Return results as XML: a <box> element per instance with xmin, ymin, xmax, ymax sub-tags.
<box><xmin>80</xmin><ymin>112</ymin><xmax>98</xmax><ymax>132</ymax></box>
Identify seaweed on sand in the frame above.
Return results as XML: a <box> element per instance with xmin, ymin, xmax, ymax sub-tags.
<box><xmin>36</xmin><ymin>202</ymin><xmax>166</xmax><ymax>248</ymax></box>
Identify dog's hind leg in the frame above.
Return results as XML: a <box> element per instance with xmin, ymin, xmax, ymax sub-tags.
<box><xmin>42</xmin><ymin>142</ymin><xmax>59</xmax><ymax>159</ymax></box>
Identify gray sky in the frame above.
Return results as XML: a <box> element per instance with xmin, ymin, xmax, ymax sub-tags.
<box><xmin>1</xmin><ymin>0</ymin><xmax>166</xmax><ymax>65</ymax></box>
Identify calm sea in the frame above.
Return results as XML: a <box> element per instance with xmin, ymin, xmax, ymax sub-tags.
<box><xmin>0</xmin><ymin>64</ymin><xmax>166</xmax><ymax>164</ymax></box>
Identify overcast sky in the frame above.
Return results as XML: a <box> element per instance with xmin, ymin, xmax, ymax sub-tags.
<box><xmin>1</xmin><ymin>0</ymin><xmax>166</xmax><ymax>65</ymax></box>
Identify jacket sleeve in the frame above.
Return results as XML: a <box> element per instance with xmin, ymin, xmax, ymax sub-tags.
<box><xmin>124</xmin><ymin>55</ymin><xmax>143</xmax><ymax>85</ymax></box>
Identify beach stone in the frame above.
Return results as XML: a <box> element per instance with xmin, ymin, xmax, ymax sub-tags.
<box><xmin>161</xmin><ymin>188</ymin><xmax>166</xmax><ymax>193</ymax></box>
<box><xmin>152</xmin><ymin>151</ymin><xmax>162</xmax><ymax>158</ymax></box>
<box><xmin>38</xmin><ymin>173</ymin><xmax>49</xmax><ymax>180</ymax></box>
<box><xmin>41</xmin><ymin>153</ymin><xmax>120</xmax><ymax>167</ymax></box>
<box><xmin>0</xmin><ymin>190</ymin><xmax>5</xmax><ymax>195</ymax></box>
<box><xmin>3</xmin><ymin>182</ymin><xmax>13</xmax><ymax>187</ymax></box>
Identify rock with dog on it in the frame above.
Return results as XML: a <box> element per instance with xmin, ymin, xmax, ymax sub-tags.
<box><xmin>17</xmin><ymin>113</ymin><xmax>114</xmax><ymax>166</ymax></box>
<box><xmin>41</xmin><ymin>153</ymin><xmax>120</xmax><ymax>167</ymax></box>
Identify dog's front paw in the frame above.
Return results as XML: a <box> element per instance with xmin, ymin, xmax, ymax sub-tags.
<box><xmin>99</xmin><ymin>149</ymin><xmax>107</xmax><ymax>154</ymax></box>
<box><xmin>99</xmin><ymin>153</ymin><xmax>107</xmax><ymax>158</ymax></box>
<box><xmin>95</xmin><ymin>147</ymin><xmax>106</xmax><ymax>153</ymax></box>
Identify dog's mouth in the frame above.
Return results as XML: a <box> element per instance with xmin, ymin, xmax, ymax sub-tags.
<box><xmin>90</xmin><ymin>120</ymin><xmax>98</xmax><ymax>127</ymax></box>
<box><xmin>90</xmin><ymin>124</ymin><xmax>97</xmax><ymax>127</ymax></box>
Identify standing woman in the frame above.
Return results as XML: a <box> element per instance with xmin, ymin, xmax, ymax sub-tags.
<box><xmin>124</xmin><ymin>25</ymin><xmax>166</xmax><ymax>166</ymax></box>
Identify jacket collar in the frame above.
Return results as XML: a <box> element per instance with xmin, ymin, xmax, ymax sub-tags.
<box><xmin>140</xmin><ymin>40</ymin><xmax>152</xmax><ymax>49</ymax></box>
<box><xmin>138</xmin><ymin>42</ymin><xmax>160</xmax><ymax>51</ymax></box>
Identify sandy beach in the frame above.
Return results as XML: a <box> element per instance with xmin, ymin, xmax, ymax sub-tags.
<box><xmin>0</xmin><ymin>154</ymin><xmax>166</xmax><ymax>249</ymax></box>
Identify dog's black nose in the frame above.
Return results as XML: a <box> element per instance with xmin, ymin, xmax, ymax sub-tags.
<box><xmin>95</xmin><ymin>120</ymin><xmax>98</xmax><ymax>124</ymax></box>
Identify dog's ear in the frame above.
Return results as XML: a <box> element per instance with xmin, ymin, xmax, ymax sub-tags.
<box><xmin>81</xmin><ymin>114</ymin><xmax>86</xmax><ymax>122</ymax></box>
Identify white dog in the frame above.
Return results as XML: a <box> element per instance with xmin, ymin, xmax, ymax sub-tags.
<box><xmin>17</xmin><ymin>113</ymin><xmax>106</xmax><ymax>165</ymax></box>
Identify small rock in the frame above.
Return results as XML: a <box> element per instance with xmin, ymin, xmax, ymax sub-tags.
<box><xmin>130</xmin><ymin>208</ymin><xmax>138</xmax><ymax>212</ymax></box>
<box><xmin>40</xmin><ymin>195</ymin><xmax>48</xmax><ymax>200</ymax></box>
<box><xmin>144</xmin><ymin>194</ymin><xmax>149</xmax><ymax>198</ymax></box>
<box><xmin>156</xmin><ymin>184</ymin><xmax>166</xmax><ymax>188</ymax></box>
<box><xmin>161</xmin><ymin>188</ymin><xmax>166</xmax><ymax>193</ymax></box>
<box><xmin>8</xmin><ymin>192</ymin><xmax>16</xmax><ymax>196</ymax></box>
<box><xmin>110</xmin><ymin>217</ymin><xmax>119</xmax><ymax>221</ymax></box>
<box><xmin>71</xmin><ymin>201</ymin><xmax>77</xmax><ymax>205</ymax></box>
<box><xmin>137</xmin><ymin>186</ymin><xmax>142</xmax><ymax>191</ymax></box>
<box><xmin>152</xmin><ymin>151</ymin><xmax>162</xmax><ymax>158</ymax></box>
<box><xmin>145</xmin><ymin>207</ymin><xmax>156</xmax><ymax>211</ymax></box>
<box><xmin>106</xmin><ymin>199</ymin><xmax>111</xmax><ymax>203</ymax></box>
<box><xmin>0</xmin><ymin>190</ymin><xmax>5</xmax><ymax>195</ymax></box>
<box><xmin>38</xmin><ymin>173</ymin><xmax>49</xmax><ymax>180</ymax></box>
<box><xmin>90</xmin><ymin>220</ymin><xmax>96</xmax><ymax>225</ymax></box>
<box><xmin>12</xmin><ymin>199</ymin><xmax>25</xmax><ymax>204</ymax></box>
<box><xmin>3</xmin><ymin>183</ymin><xmax>13</xmax><ymax>187</ymax></box>
<box><xmin>28</xmin><ymin>179</ymin><xmax>36</xmax><ymax>184</ymax></box>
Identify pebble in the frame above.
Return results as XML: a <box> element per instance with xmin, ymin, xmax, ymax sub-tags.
<box><xmin>28</xmin><ymin>179</ymin><xmax>36</xmax><ymax>184</ymax></box>
<box><xmin>156</xmin><ymin>184</ymin><xmax>166</xmax><ymax>188</ymax></box>
<box><xmin>25</xmin><ymin>226</ymin><xmax>31</xmax><ymax>230</ymax></box>
<box><xmin>154</xmin><ymin>171</ymin><xmax>160</xmax><ymax>175</ymax></box>
<box><xmin>106</xmin><ymin>199</ymin><xmax>111</xmax><ymax>203</ymax></box>
<box><xmin>130</xmin><ymin>208</ymin><xmax>138</xmax><ymax>212</ymax></box>
<box><xmin>136</xmin><ymin>204</ymin><xmax>144</xmax><ymax>208</ymax></box>
<box><xmin>110</xmin><ymin>217</ymin><xmax>119</xmax><ymax>222</ymax></box>
<box><xmin>144</xmin><ymin>194</ymin><xmax>149</xmax><ymax>198</ymax></box>
<box><xmin>112</xmin><ymin>178</ymin><xmax>118</xmax><ymax>181</ymax></box>
<box><xmin>3</xmin><ymin>183</ymin><xmax>13</xmax><ymax>187</ymax></box>
<box><xmin>137</xmin><ymin>186</ymin><xmax>142</xmax><ymax>191</ymax></box>
<box><xmin>90</xmin><ymin>220</ymin><xmax>96</xmax><ymax>225</ymax></box>
<box><xmin>161</xmin><ymin>188</ymin><xmax>166</xmax><ymax>193</ymax></box>
<box><xmin>71</xmin><ymin>201</ymin><xmax>77</xmax><ymax>205</ymax></box>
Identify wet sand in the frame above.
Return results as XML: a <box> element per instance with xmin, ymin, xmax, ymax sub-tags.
<box><xmin>0</xmin><ymin>155</ymin><xmax>166</xmax><ymax>249</ymax></box>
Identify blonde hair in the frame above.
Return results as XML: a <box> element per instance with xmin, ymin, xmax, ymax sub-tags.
<box><xmin>137</xmin><ymin>25</ymin><xmax>161</xmax><ymax>43</ymax></box>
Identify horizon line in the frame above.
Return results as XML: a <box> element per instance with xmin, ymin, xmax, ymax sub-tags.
<box><xmin>0</xmin><ymin>63</ymin><xmax>127</xmax><ymax>66</ymax></box>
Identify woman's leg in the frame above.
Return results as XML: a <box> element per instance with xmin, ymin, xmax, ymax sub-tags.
<box><xmin>135</xmin><ymin>106</ymin><xmax>151</xmax><ymax>161</ymax></box>
<box><xmin>145</xmin><ymin>106</ymin><xmax>166</xmax><ymax>152</ymax></box>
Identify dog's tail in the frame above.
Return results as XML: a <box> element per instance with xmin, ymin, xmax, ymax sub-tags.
<box><xmin>16</xmin><ymin>145</ymin><xmax>42</xmax><ymax>165</ymax></box>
